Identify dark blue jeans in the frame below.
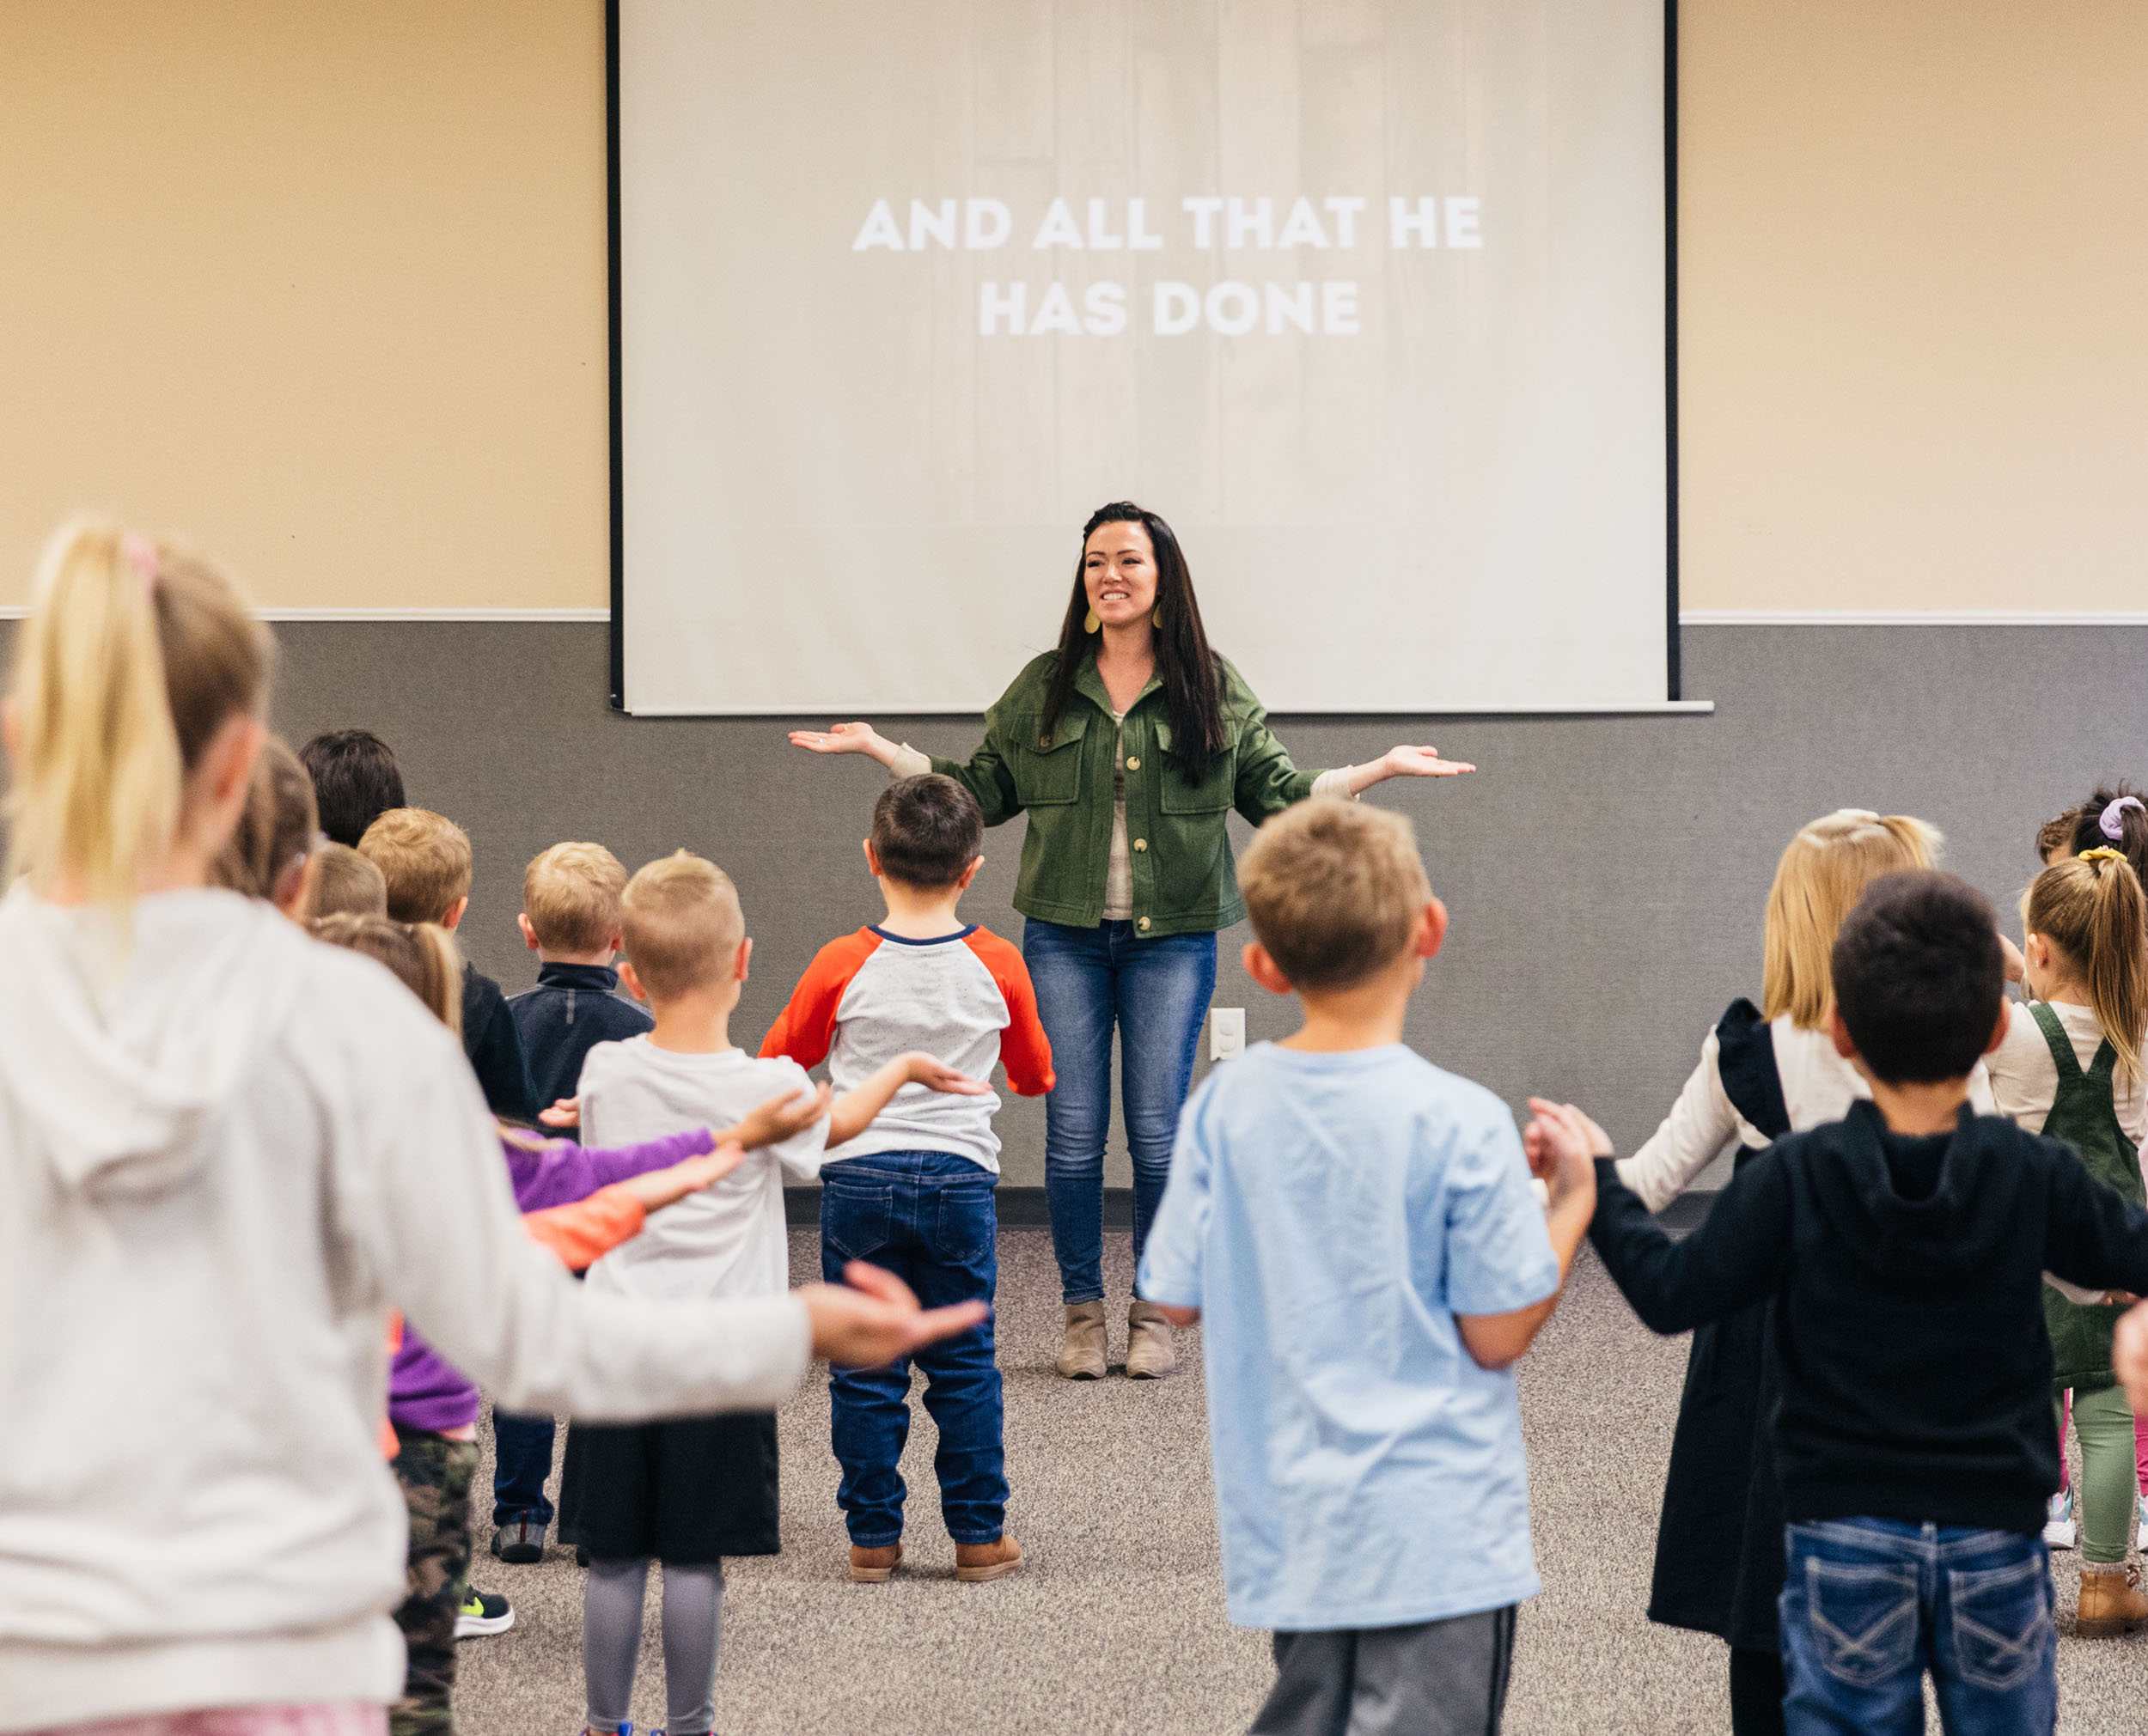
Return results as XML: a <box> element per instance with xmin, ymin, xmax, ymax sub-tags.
<box><xmin>820</xmin><ymin>1152</ymin><xmax>1005</xmax><ymax>1546</ymax></box>
<box><xmin>1022</xmin><ymin>918</ymin><xmax>1217</xmax><ymax>1305</ymax></box>
<box><xmin>1779</xmin><ymin>1519</ymin><xmax>2055</xmax><ymax>1735</ymax></box>
<box><xmin>491</xmin><ymin>1410</ymin><xmax>555</xmax><ymax>1527</ymax></box>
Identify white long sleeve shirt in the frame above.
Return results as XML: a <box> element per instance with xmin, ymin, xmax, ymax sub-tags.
<box><xmin>1616</xmin><ymin>1013</ymin><xmax>1997</xmax><ymax>1214</ymax></box>
<box><xmin>0</xmin><ymin>888</ymin><xmax>810</xmax><ymax>1730</ymax></box>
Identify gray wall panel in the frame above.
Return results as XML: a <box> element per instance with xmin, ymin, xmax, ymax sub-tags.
<box><xmin>241</xmin><ymin>620</ymin><xmax>2134</xmax><ymax>1185</ymax></box>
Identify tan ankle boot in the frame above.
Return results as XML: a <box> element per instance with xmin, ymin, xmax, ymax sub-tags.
<box><xmin>1126</xmin><ymin>1300</ymin><xmax>1176</xmax><ymax>1379</ymax></box>
<box><xmin>955</xmin><ymin>1533</ymin><xmax>1023</xmax><ymax>1581</ymax></box>
<box><xmin>848</xmin><ymin>1542</ymin><xmax>902</xmax><ymax>1582</ymax></box>
<box><xmin>2077</xmin><ymin>1562</ymin><xmax>2148</xmax><ymax>1636</ymax></box>
<box><xmin>1056</xmin><ymin>1301</ymin><xmax>1107</xmax><ymax>1379</ymax></box>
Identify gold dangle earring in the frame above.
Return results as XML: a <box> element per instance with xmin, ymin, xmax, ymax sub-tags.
<box><xmin>1083</xmin><ymin>607</ymin><xmax>1101</xmax><ymax>634</ymax></box>
<box><xmin>1152</xmin><ymin>606</ymin><xmax>1164</xmax><ymax>629</ymax></box>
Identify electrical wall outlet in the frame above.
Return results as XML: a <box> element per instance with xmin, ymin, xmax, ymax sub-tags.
<box><xmin>1210</xmin><ymin>1006</ymin><xmax>1245</xmax><ymax>1061</ymax></box>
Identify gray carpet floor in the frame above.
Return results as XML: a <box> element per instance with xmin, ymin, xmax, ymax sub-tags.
<box><xmin>453</xmin><ymin>1233</ymin><xmax>2148</xmax><ymax>1734</ymax></box>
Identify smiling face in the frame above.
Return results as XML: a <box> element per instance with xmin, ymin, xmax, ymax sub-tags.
<box><xmin>1083</xmin><ymin>519</ymin><xmax>1158</xmax><ymax>629</ymax></box>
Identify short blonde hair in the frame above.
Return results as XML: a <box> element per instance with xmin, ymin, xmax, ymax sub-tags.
<box><xmin>312</xmin><ymin>842</ymin><xmax>387</xmax><ymax>918</ymax></box>
<box><xmin>1239</xmin><ymin>801</ymin><xmax>1432</xmax><ymax>990</ymax></box>
<box><xmin>1763</xmin><ymin>809</ymin><xmax>1941</xmax><ymax>1029</ymax></box>
<box><xmin>524</xmin><ymin>842</ymin><xmax>629</xmax><ymax>954</ymax></box>
<box><xmin>621</xmin><ymin>850</ymin><xmax>744</xmax><ymax>1001</ymax></box>
<box><xmin>358</xmin><ymin>807</ymin><xmax>473</xmax><ymax>924</ymax></box>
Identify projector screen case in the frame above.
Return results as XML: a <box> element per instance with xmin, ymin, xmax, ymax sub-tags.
<box><xmin>611</xmin><ymin>0</ymin><xmax>1673</xmax><ymax>716</ymax></box>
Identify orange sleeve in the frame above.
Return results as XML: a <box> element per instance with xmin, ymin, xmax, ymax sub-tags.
<box><xmin>760</xmin><ymin>929</ymin><xmax>881</xmax><ymax>1069</ymax></box>
<box><xmin>965</xmin><ymin>929</ymin><xmax>1055</xmax><ymax>1096</ymax></box>
<box><xmin>522</xmin><ymin>1186</ymin><xmax>647</xmax><ymax>1272</ymax></box>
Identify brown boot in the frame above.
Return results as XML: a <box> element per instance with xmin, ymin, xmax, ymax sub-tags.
<box><xmin>1056</xmin><ymin>1301</ymin><xmax>1107</xmax><ymax>1379</ymax></box>
<box><xmin>2077</xmin><ymin>1562</ymin><xmax>2148</xmax><ymax>1636</ymax></box>
<box><xmin>955</xmin><ymin>1534</ymin><xmax>1023</xmax><ymax>1581</ymax></box>
<box><xmin>848</xmin><ymin>1543</ymin><xmax>902</xmax><ymax>1582</ymax></box>
<box><xmin>1125</xmin><ymin>1300</ymin><xmax>1176</xmax><ymax>1380</ymax></box>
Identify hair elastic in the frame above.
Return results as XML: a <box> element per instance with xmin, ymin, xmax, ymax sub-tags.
<box><xmin>2078</xmin><ymin>846</ymin><xmax>2125</xmax><ymax>868</ymax></box>
<box><xmin>120</xmin><ymin>533</ymin><xmax>157</xmax><ymax>587</ymax></box>
<box><xmin>2101</xmin><ymin>796</ymin><xmax>2144</xmax><ymax>839</ymax></box>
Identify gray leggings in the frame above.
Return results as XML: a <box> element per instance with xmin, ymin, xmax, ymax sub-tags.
<box><xmin>583</xmin><ymin>1555</ymin><xmax>723</xmax><ymax>1736</ymax></box>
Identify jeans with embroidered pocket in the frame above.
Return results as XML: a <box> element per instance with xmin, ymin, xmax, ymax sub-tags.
<box><xmin>1779</xmin><ymin>1518</ymin><xmax>2054</xmax><ymax>1736</ymax></box>
<box><xmin>820</xmin><ymin>1151</ymin><xmax>1004</xmax><ymax>1546</ymax></box>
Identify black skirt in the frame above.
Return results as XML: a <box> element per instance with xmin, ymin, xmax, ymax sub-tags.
<box><xmin>1645</xmin><ymin>1294</ymin><xmax>1786</xmax><ymax>1651</ymax></box>
<box><xmin>558</xmin><ymin>1411</ymin><xmax>780</xmax><ymax>1564</ymax></box>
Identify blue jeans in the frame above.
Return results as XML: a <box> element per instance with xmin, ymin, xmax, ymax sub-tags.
<box><xmin>820</xmin><ymin>1153</ymin><xmax>1005</xmax><ymax>1546</ymax></box>
<box><xmin>1779</xmin><ymin>1519</ymin><xmax>2055</xmax><ymax>1736</ymax></box>
<box><xmin>491</xmin><ymin>1410</ymin><xmax>555</xmax><ymax>1527</ymax></box>
<box><xmin>1022</xmin><ymin>918</ymin><xmax>1217</xmax><ymax>1305</ymax></box>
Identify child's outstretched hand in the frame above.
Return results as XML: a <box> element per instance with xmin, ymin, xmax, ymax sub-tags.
<box><xmin>899</xmin><ymin>1053</ymin><xmax>992</xmax><ymax>1096</ymax></box>
<box><xmin>616</xmin><ymin>1141</ymin><xmax>748</xmax><ymax>1211</ymax></box>
<box><xmin>1523</xmin><ymin>1098</ymin><xmax>1612</xmax><ymax>1209</ymax></box>
<box><xmin>802</xmin><ymin>1261</ymin><xmax>990</xmax><ymax>1367</ymax></box>
<box><xmin>540</xmin><ymin>1097</ymin><xmax>580</xmax><ymax>1130</ymax></box>
<box><xmin>726</xmin><ymin>1082</ymin><xmax>834</xmax><ymax>1148</ymax></box>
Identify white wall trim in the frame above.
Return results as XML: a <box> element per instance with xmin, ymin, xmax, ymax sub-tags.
<box><xmin>0</xmin><ymin>605</ymin><xmax>611</xmax><ymax>622</ymax></box>
<box><xmin>1681</xmin><ymin>609</ymin><xmax>2148</xmax><ymax>626</ymax></box>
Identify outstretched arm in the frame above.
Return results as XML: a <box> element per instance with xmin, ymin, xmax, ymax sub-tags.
<box><xmin>826</xmin><ymin>1051</ymin><xmax>990</xmax><ymax>1148</ymax></box>
<box><xmin>1536</xmin><ymin>1099</ymin><xmax>1793</xmax><ymax>1335</ymax></box>
<box><xmin>1340</xmin><ymin>746</ymin><xmax>1478</xmax><ymax>794</ymax></box>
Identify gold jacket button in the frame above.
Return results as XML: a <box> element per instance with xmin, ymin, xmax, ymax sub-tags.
<box><xmin>1126</xmin><ymin>756</ymin><xmax>1140</xmax><ymax>770</ymax></box>
<box><xmin>1137</xmin><ymin>916</ymin><xmax>1151</xmax><ymax>931</ymax></box>
<box><xmin>1133</xmin><ymin>838</ymin><xmax>1148</xmax><ymax>851</ymax></box>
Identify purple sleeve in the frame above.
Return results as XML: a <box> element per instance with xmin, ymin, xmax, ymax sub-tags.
<box><xmin>502</xmin><ymin>1128</ymin><xmax>717</xmax><ymax>1212</ymax></box>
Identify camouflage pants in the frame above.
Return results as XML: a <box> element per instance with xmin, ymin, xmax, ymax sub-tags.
<box><xmin>390</xmin><ymin>1426</ymin><xmax>479</xmax><ymax>1736</ymax></box>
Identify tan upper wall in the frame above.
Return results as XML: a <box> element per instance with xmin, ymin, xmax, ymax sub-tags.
<box><xmin>1</xmin><ymin>1</ymin><xmax>2141</xmax><ymax>613</ymax></box>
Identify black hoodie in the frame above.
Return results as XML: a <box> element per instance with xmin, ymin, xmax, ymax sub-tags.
<box><xmin>1590</xmin><ymin>1100</ymin><xmax>2148</xmax><ymax>1538</ymax></box>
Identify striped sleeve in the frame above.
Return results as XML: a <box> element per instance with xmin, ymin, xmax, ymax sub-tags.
<box><xmin>964</xmin><ymin>929</ymin><xmax>1055</xmax><ymax>1096</ymax></box>
<box><xmin>760</xmin><ymin>929</ymin><xmax>882</xmax><ymax>1069</ymax></box>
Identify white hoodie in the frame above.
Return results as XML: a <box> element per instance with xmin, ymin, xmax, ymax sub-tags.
<box><xmin>0</xmin><ymin>886</ymin><xmax>810</xmax><ymax>1728</ymax></box>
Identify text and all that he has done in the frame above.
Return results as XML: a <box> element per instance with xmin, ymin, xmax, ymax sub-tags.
<box><xmin>851</xmin><ymin>194</ymin><xmax>1484</xmax><ymax>338</ymax></box>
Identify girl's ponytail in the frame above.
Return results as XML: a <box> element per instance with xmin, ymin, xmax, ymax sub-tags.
<box><xmin>2027</xmin><ymin>850</ymin><xmax>2148</xmax><ymax>1082</ymax></box>
<box><xmin>312</xmin><ymin>913</ymin><xmax>465</xmax><ymax>1039</ymax></box>
<box><xmin>6</xmin><ymin>520</ymin><xmax>271</xmax><ymax>907</ymax></box>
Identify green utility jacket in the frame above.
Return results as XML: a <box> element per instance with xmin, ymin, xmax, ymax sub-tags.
<box><xmin>930</xmin><ymin>650</ymin><xmax>1327</xmax><ymax>937</ymax></box>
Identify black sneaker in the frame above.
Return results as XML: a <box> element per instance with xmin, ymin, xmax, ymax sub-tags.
<box><xmin>454</xmin><ymin>1587</ymin><xmax>514</xmax><ymax>1638</ymax></box>
<box><xmin>490</xmin><ymin>1518</ymin><xmax>546</xmax><ymax>1564</ymax></box>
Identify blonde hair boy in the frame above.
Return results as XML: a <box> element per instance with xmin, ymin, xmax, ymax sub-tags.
<box><xmin>521</xmin><ymin>842</ymin><xmax>631</xmax><ymax>962</ymax></box>
<box><xmin>358</xmin><ymin>807</ymin><xmax>473</xmax><ymax>928</ymax></box>
<box><xmin>312</xmin><ymin>842</ymin><xmax>388</xmax><ymax>919</ymax></box>
<box><xmin>1138</xmin><ymin>796</ymin><xmax>1593</xmax><ymax>1727</ymax></box>
<box><xmin>619</xmin><ymin>850</ymin><xmax>747</xmax><ymax>1004</ymax></box>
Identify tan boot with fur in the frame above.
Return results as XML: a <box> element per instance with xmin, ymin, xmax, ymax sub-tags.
<box><xmin>1126</xmin><ymin>1299</ymin><xmax>1176</xmax><ymax>1379</ymax></box>
<box><xmin>1056</xmin><ymin>1301</ymin><xmax>1107</xmax><ymax>1379</ymax></box>
<box><xmin>955</xmin><ymin>1534</ymin><xmax>1023</xmax><ymax>1581</ymax></box>
<box><xmin>2078</xmin><ymin>1561</ymin><xmax>2148</xmax><ymax>1636</ymax></box>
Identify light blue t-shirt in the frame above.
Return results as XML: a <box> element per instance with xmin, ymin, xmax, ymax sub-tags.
<box><xmin>1138</xmin><ymin>1041</ymin><xmax>1561</xmax><ymax>1632</ymax></box>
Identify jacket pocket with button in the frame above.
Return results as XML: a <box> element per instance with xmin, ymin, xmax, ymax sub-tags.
<box><xmin>1004</xmin><ymin>711</ymin><xmax>1089</xmax><ymax>807</ymax></box>
<box><xmin>1152</xmin><ymin>720</ymin><xmax>1238</xmax><ymax>814</ymax></box>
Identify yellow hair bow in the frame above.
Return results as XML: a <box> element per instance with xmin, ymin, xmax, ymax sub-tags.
<box><xmin>2078</xmin><ymin>846</ymin><xmax>2124</xmax><ymax>867</ymax></box>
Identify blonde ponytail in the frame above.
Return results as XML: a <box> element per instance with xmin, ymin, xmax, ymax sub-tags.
<box><xmin>1762</xmin><ymin>808</ymin><xmax>1943</xmax><ymax>1027</ymax></box>
<box><xmin>312</xmin><ymin>913</ymin><xmax>465</xmax><ymax>1039</ymax></box>
<box><xmin>2026</xmin><ymin>850</ymin><xmax>2148</xmax><ymax>1082</ymax></box>
<box><xmin>6</xmin><ymin>519</ymin><xmax>270</xmax><ymax>906</ymax></box>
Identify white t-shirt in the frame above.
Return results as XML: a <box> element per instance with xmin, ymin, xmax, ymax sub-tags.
<box><xmin>1985</xmin><ymin>998</ymin><xmax>2148</xmax><ymax>1148</ymax></box>
<box><xmin>577</xmin><ymin>1039</ymin><xmax>828</xmax><ymax>1302</ymax></box>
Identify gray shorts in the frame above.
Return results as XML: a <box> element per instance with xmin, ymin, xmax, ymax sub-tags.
<box><xmin>1250</xmin><ymin>1605</ymin><xmax>1517</xmax><ymax>1736</ymax></box>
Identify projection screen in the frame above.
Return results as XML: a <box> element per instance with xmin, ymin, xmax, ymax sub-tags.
<box><xmin>613</xmin><ymin>0</ymin><xmax>1671</xmax><ymax>715</ymax></box>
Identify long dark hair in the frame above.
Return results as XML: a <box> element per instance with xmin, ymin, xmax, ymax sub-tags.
<box><xmin>2069</xmin><ymin>782</ymin><xmax>2148</xmax><ymax>891</ymax></box>
<box><xmin>1041</xmin><ymin>503</ymin><xmax>1227</xmax><ymax>778</ymax></box>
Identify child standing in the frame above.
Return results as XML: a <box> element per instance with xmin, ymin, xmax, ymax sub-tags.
<box><xmin>1565</xmin><ymin>870</ymin><xmax>2148</xmax><ymax>1733</ymax></box>
<box><xmin>1138</xmin><ymin>801</ymin><xmax>1591</xmax><ymax>1736</ymax></box>
<box><xmin>564</xmin><ymin>850</ymin><xmax>985</xmax><ymax>1736</ymax></box>
<box><xmin>492</xmin><ymin>841</ymin><xmax>656</xmax><ymax>1566</ymax></box>
<box><xmin>761</xmin><ymin>775</ymin><xmax>1053</xmax><ymax>1582</ymax></box>
<box><xmin>358</xmin><ymin>807</ymin><xmax>537</xmax><ymax>1120</ymax></box>
<box><xmin>1988</xmin><ymin>847</ymin><xmax>2148</xmax><ymax>1632</ymax></box>
<box><xmin>1612</xmin><ymin>810</ymin><xmax>1993</xmax><ymax>1736</ymax></box>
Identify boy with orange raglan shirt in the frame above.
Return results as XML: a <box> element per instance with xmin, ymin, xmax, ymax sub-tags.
<box><xmin>763</xmin><ymin>775</ymin><xmax>1053</xmax><ymax>1581</ymax></box>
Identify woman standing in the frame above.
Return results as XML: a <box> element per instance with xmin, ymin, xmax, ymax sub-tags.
<box><xmin>790</xmin><ymin>503</ymin><xmax>1473</xmax><ymax>1380</ymax></box>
